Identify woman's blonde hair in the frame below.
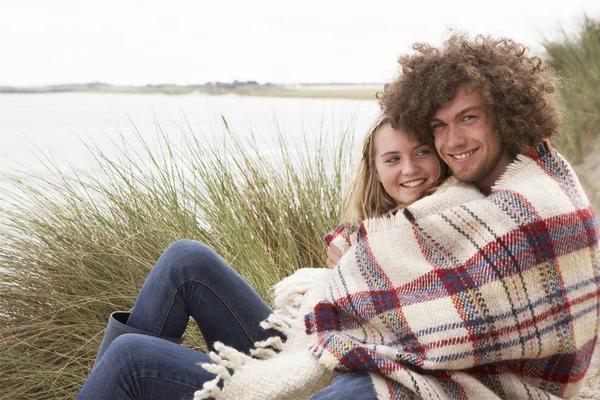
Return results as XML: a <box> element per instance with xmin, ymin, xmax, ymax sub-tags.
<box><xmin>341</xmin><ymin>115</ymin><xmax>449</xmax><ymax>228</ymax></box>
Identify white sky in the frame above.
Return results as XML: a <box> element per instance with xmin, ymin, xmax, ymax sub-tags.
<box><xmin>1</xmin><ymin>0</ymin><xmax>599</xmax><ymax>86</ymax></box>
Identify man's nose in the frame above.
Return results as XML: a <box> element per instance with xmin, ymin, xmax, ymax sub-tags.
<box><xmin>446</xmin><ymin>125</ymin><xmax>466</xmax><ymax>148</ymax></box>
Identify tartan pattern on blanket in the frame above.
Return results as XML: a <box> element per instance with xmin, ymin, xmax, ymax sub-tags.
<box><xmin>306</xmin><ymin>142</ymin><xmax>600</xmax><ymax>399</ymax></box>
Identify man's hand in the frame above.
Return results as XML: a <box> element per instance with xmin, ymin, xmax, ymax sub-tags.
<box><xmin>326</xmin><ymin>245</ymin><xmax>342</xmax><ymax>269</ymax></box>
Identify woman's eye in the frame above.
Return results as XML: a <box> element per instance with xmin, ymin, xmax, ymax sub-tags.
<box><xmin>385</xmin><ymin>157</ymin><xmax>399</xmax><ymax>163</ymax></box>
<box><xmin>416</xmin><ymin>150</ymin><xmax>431</xmax><ymax>156</ymax></box>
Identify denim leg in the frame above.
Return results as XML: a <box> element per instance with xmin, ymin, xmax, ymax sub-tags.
<box><xmin>127</xmin><ymin>239</ymin><xmax>279</xmax><ymax>352</ymax></box>
<box><xmin>309</xmin><ymin>373</ymin><xmax>378</xmax><ymax>400</ymax></box>
<box><xmin>78</xmin><ymin>334</ymin><xmax>214</xmax><ymax>400</ymax></box>
<box><xmin>92</xmin><ymin>311</ymin><xmax>183</xmax><ymax>370</ymax></box>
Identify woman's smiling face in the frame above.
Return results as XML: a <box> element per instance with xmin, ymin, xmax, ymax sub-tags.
<box><xmin>374</xmin><ymin>123</ymin><xmax>441</xmax><ymax>206</ymax></box>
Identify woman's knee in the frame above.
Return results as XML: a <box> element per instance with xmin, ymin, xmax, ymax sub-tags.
<box><xmin>98</xmin><ymin>334</ymin><xmax>148</xmax><ymax>373</ymax></box>
<box><xmin>105</xmin><ymin>334</ymin><xmax>148</xmax><ymax>358</ymax></box>
<box><xmin>156</xmin><ymin>240</ymin><xmax>227</xmax><ymax>280</ymax></box>
<box><xmin>103</xmin><ymin>334</ymin><xmax>169</xmax><ymax>368</ymax></box>
<box><xmin>163</xmin><ymin>239</ymin><xmax>212</xmax><ymax>261</ymax></box>
<box><xmin>89</xmin><ymin>334</ymin><xmax>206</xmax><ymax>396</ymax></box>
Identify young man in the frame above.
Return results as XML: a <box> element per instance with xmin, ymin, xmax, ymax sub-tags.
<box><xmin>379</xmin><ymin>34</ymin><xmax>562</xmax><ymax>193</ymax></box>
<box><xmin>427</xmin><ymin>83</ymin><xmax>513</xmax><ymax>194</ymax></box>
<box><xmin>314</xmin><ymin>34</ymin><xmax>599</xmax><ymax>399</ymax></box>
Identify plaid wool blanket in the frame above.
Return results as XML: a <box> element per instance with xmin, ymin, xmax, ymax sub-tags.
<box><xmin>306</xmin><ymin>142</ymin><xmax>600</xmax><ymax>399</ymax></box>
<box><xmin>195</xmin><ymin>143</ymin><xmax>599</xmax><ymax>400</ymax></box>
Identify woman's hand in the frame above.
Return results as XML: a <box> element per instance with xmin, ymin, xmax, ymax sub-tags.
<box><xmin>326</xmin><ymin>245</ymin><xmax>342</xmax><ymax>269</ymax></box>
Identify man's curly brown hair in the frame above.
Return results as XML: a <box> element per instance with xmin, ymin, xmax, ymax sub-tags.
<box><xmin>378</xmin><ymin>33</ymin><xmax>563</xmax><ymax>155</ymax></box>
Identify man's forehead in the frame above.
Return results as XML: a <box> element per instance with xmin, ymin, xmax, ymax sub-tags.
<box><xmin>433</xmin><ymin>86</ymin><xmax>486</xmax><ymax>119</ymax></box>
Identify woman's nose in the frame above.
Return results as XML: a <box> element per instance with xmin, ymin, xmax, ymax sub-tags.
<box><xmin>401</xmin><ymin>159</ymin><xmax>419</xmax><ymax>175</ymax></box>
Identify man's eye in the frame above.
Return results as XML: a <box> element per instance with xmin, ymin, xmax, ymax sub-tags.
<box><xmin>431</xmin><ymin>123</ymin><xmax>444</xmax><ymax>130</ymax></box>
<box><xmin>463</xmin><ymin>115</ymin><xmax>476</xmax><ymax>122</ymax></box>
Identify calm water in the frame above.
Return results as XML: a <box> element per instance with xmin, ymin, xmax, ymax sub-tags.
<box><xmin>0</xmin><ymin>92</ymin><xmax>379</xmax><ymax>176</ymax></box>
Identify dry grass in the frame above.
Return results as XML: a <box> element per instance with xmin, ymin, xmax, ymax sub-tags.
<box><xmin>0</xmin><ymin>118</ymin><xmax>354</xmax><ymax>399</ymax></box>
<box><xmin>544</xmin><ymin>16</ymin><xmax>600</xmax><ymax>164</ymax></box>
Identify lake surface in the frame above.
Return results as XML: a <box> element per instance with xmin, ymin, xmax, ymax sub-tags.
<box><xmin>0</xmin><ymin>93</ymin><xmax>379</xmax><ymax>176</ymax></box>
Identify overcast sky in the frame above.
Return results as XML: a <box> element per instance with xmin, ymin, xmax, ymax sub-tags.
<box><xmin>1</xmin><ymin>0</ymin><xmax>599</xmax><ymax>86</ymax></box>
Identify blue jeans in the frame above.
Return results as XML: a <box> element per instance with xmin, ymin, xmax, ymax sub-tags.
<box><xmin>78</xmin><ymin>240</ymin><xmax>376</xmax><ymax>400</ymax></box>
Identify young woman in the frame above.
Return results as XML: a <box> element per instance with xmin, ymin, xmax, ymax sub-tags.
<box><xmin>325</xmin><ymin>115</ymin><xmax>449</xmax><ymax>268</ymax></box>
<box><xmin>77</xmin><ymin>116</ymin><xmax>450</xmax><ymax>400</ymax></box>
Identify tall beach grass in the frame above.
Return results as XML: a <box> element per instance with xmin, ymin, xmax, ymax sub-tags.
<box><xmin>544</xmin><ymin>16</ymin><xmax>600</xmax><ymax>164</ymax></box>
<box><xmin>0</xmin><ymin>119</ymin><xmax>355</xmax><ymax>399</ymax></box>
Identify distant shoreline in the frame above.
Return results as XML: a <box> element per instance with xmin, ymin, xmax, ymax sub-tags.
<box><xmin>0</xmin><ymin>82</ymin><xmax>383</xmax><ymax>100</ymax></box>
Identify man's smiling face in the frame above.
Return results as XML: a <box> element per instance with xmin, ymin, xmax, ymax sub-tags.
<box><xmin>430</xmin><ymin>84</ymin><xmax>513</xmax><ymax>193</ymax></box>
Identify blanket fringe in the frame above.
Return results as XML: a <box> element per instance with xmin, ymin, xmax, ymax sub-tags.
<box><xmin>260</xmin><ymin>313</ymin><xmax>295</xmax><ymax>334</ymax></box>
<box><xmin>251</xmin><ymin>335</ymin><xmax>284</xmax><ymax>359</ymax></box>
<box><xmin>195</xmin><ymin>268</ymin><xmax>333</xmax><ymax>400</ymax></box>
<box><xmin>574</xmin><ymin>387</ymin><xmax>600</xmax><ymax>400</ymax></box>
<box><xmin>196</xmin><ymin>342</ymin><xmax>250</xmax><ymax>399</ymax></box>
<box><xmin>194</xmin><ymin>376</ymin><xmax>222</xmax><ymax>399</ymax></box>
<box><xmin>196</xmin><ymin>330</ymin><xmax>291</xmax><ymax>396</ymax></box>
<box><xmin>273</xmin><ymin>283</ymin><xmax>311</xmax><ymax>310</ymax></box>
